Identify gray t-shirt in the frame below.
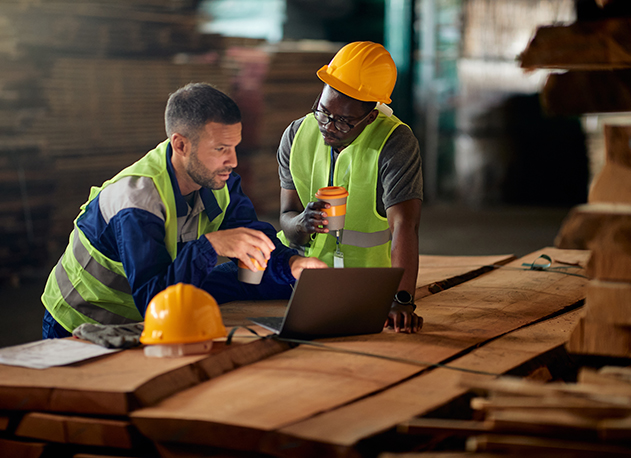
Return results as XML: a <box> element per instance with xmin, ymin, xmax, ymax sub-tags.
<box><xmin>277</xmin><ymin>116</ymin><xmax>424</xmax><ymax>217</ymax></box>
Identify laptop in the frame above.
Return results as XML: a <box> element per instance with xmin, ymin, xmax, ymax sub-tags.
<box><xmin>248</xmin><ymin>267</ymin><xmax>404</xmax><ymax>339</ymax></box>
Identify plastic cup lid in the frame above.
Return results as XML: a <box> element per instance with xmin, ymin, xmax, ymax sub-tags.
<box><xmin>315</xmin><ymin>186</ymin><xmax>348</xmax><ymax>199</ymax></box>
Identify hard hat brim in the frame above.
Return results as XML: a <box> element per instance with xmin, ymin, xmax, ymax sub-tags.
<box><xmin>317</xmin><ymin>65</ymin><xmax>392</xmax><ymax>105</ymax></box>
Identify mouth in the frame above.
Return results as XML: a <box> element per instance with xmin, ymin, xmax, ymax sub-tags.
<box><xmin>320</xmin><ymin>131</ymin><xmax>338</xmax><ymax>143</ymax></box>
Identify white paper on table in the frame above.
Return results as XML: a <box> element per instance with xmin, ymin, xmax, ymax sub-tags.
<box><xmin>0</xmin><ymin>339</ymin><xmax>120</xmax><ymax>369</ymax></box>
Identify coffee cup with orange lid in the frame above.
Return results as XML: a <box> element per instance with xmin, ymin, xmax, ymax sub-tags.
<box><xmin>238</xmin><ymin>257</ymin><xmax>266</xmax><ymax>284</ymax></box>
<box><xmin>315</xmin><ymin>186</ymin><xmax>349</xmax><ymax>231</ymax></box>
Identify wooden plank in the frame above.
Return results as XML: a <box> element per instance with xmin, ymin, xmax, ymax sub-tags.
<box><xmin>0</xmin><ymin>337</ymin><xmax>288</xmax><ymax>415</ymax></box>
<box><xmin>541</xmin><ymin>69</ymin><xmax>631</xmax><ymax>116</ymax></box>
<box><xmin>566</xmin><ymin>316</ymin><xmax>631</xmax><ymax>358</ymax></box>
<box><xmin>414</xmin><ymin>254</ymin><xmax>515</xmax><ymax>300</ymax></box>
<box><xmin>589</xmin><ymin>125</ymin><xmax>631</xmax><ymax>204</ymax></box>
<box><xmin>131</xmin><ymin>248</ymin><xmax>588</xmax><ymax>455</ymax></box>
<box><xmin>15</xmin><ymin>412</ymin><xmax>139</xmax><ymax>449</ymax></box>
<box><xmin>219</xmin><ymin>254</ymin><xmax>516</xmax><ymax>328</ymax></box>
<box><xmin>0</xmin><ymin>437</ymin><xmax>46</xmax><ymax>458</ymax></box>
<box><xmin>584</xmin><ymin>280</ymin><xmax>631</xmax><ymax>325</ymax></box>
<box><xmin>264</xmin><ymin>308</ymin><xmax>584</xmax><ymax>457</ymax></box>
<box><xmin>519</xmin><ymin>18</ymin><xmax>631</xmax><ymax>70</ymax></box>
<box><xmin>462</xmin><ymin>373</ymin><xmax>631</xmax><ymax>399</ymax></box>
<box><xmin>397</xmin><ymin>417</ymin><xmax>492</xmax><ymax>437</ymax></box>
<box><xmin>471</xmin><ymin>396</ymin><xmax>631</xmax><ymax>418</ymax></box>
<box><xmin>469</xmin><ymin>434</ymin><xmax>631</xmax><ymax>456</ymax></box>
<box><xmin>555</xmin><ymin>203</ymin><xmax>631</xmax><ymax>281</ymax></box>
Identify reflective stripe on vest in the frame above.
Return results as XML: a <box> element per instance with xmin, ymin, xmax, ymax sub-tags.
<box><xmin>42</xmin><ymin>139</ymin><xmax>230</xmax><ymax>331</ymax></box>
<box><xmin>53</xmin><ymin>259</ymin><xmax>137</xmax><ymax>325</ymax></box>
<box><xmin>341</xmin><ymin>227</ymin><xmax>392</xmax><ymax>248</ymax></box>
<box><xmin>71</xmin><ymin>232</ymin><xmax>132</xmax><ymax>295</ymax></box>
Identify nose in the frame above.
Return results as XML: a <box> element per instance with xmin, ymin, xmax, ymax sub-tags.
<box><xmin>324</xmin><ymin>118</ymin><xmax>337</xmax><ymax>133</ymax></box>
<box><xmin>227</xmin><ymin>148</ymin><xmax>238</xmax><ymax>168</ymax></box>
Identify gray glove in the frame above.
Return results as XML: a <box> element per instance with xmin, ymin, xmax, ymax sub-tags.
<box><xmin>72</xmin><ymin>322</ymin><xmax>144</xmax><ymax>349</ymax></box>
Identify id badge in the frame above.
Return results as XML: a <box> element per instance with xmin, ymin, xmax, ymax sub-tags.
<box><xmin>334</xmin><ymin>248</ymin><xmax>344</xmax><ymax>268</ymax></box>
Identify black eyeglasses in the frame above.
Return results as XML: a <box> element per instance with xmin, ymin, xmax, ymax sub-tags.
<box><xmin>312</xmin><ymin>108</ymin><xmax>374</xmax><ymax>134</ymax></box>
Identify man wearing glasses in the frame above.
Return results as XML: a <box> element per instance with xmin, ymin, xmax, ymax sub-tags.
<box><xmin>276</xmin><ymin>42</ymin><xmax>424</xmax><ymax>333</ymax></box>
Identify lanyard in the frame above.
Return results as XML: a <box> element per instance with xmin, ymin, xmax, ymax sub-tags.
<box><xmin>329</xmin><ymin>147</ymin><xmax>335</xmax><ymax>186</ymax></box>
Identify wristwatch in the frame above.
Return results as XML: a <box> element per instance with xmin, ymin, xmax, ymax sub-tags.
<box><xmin>393</xmin><ymin>290</ymin><xmax>416</xmax><ymax>310</ymax></box>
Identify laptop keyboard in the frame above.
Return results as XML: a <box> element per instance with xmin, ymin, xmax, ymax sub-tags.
<box><xmin>250</xmin><ymin>316</ymin><xmax>283</xmax><ymax>332</ymax></box>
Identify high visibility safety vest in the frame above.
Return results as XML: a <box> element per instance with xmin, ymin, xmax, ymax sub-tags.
<box><xmin>279</xmin><ymin>113</ymin><xmax>403</xmax><ymax>267</ymax></box>
<box><xmin>42</xmin><ymin>140</ymin><xmax>230</xmax><ymax>332</ymax></box>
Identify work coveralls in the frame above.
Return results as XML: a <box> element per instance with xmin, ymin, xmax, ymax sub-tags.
<box><xmin>42</xmin><ymin>140</ymin><xmax>297</xmax><ymax>338</ymax></box>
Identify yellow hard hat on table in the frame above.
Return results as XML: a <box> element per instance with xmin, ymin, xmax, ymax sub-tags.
<box><xmin>140</xmin><ymin>283</ymin><xmax>226</xmax><ymax>345</ymax></box>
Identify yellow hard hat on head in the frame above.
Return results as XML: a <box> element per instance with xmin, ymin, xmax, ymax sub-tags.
<box><xmin>140</xmin><ymin>283</ymin><xmax>226</xmax><ymax>345</ymax></box>
<box><xmin>317</xmin><ymin>41</ymin><xmax>397</xmax><ymax>104</ymax></box>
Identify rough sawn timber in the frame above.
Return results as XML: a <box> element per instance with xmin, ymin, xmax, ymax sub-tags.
<box><xmin>131</xmin><ymin>248</ymin><xmax>589</xmax><ymax>456</ymax></box>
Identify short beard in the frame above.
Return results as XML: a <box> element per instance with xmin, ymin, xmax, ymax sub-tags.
<box><xmin>186</xmin><ymin>147</ymin><xmax>231</xmax><ymax>190</ymax></box>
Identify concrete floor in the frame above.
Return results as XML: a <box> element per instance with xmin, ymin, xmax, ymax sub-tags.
<box><xmin>0</xmin><ymin>203</ymin><xmax>574</xmax><ymax>349</ymax></box>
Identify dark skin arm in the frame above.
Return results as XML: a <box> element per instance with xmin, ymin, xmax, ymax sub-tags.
<box><xmin>279</xmin><ymin>188</ymin><xmax>331</xmax><ymax>246</ymax></box>
<box><xmin>385</xmin><ymin>198</ymin><xmax>423</xmax><ymax>333</ymax></box>
<box><xmin>281</xmin><ymin>187</ymin><xmax>423</xmax><ymax>333</ymax></box>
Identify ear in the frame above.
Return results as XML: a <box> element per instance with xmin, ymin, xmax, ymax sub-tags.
<box><xmin>170</xmin><ymin>133</ymin><xmax>190</xmax><ymax>158</ymax></box>
<box><xmin>365</xmin><ymin>109</ymin><xmax>379</xmax><ymax>125</ymax></box>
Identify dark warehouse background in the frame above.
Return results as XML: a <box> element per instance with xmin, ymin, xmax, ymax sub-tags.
<box><xmin>1</xmin><ymin>0</ymin><xmax>617</xmax><ymax>347</ymax></box>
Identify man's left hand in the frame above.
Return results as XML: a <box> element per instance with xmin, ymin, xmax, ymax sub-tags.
<box><xmin>385</xmin><ymin>303</ymin><xmax>423</xmax><ymax>333</ymax></box>
<box><xmin>288</xmin><ymin>255</ymin><xmax>328</xmax><ymax>279</ymax></box>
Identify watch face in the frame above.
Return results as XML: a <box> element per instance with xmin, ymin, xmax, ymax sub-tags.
<box><xmin>395</xmin><ymin>290</ymin><xmax>413</xmax><ymax>304</ymax></box>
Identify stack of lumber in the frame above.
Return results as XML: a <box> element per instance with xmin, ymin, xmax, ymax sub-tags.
<box><xmin>519</xmin><ymin>1</ymin><xmax>631</xmax><ymax>358</ymax></box>
<box><xmin>0</xmin><ymin>1</ymin><xmax>230</xmax><ymax>279</ymax></box>
<box><xmin>33</xmin><ymin>56</ymin><xmax>231</xmax><ymax>247</ymax></box>
<box><xmin>394</xmin><ymin>367</ymin><xmax>631</xmax><ymax>457</ymax></box>
<box><xmin>0</xmin><ymin>251</ymin><xmax>591</xmax><ymax>457</ymax></box>
<box><xmin>520</xmin><ymin>2</ymin><xmax>631</xmax><ymax>115</ymax></box>
<box><xmin>0</xmin><ymin>140</ymin><xmax>53</xmax><ymax>283</ymax></box>
<box><xmin>555</xmin><ymin>126</ymin><xmax>631</xmax><ymax>358</ymax></box>
<box><xmin>0</xmin><ymin>3</ymin><xmax>213</xmax><ymax>58</ymax></box>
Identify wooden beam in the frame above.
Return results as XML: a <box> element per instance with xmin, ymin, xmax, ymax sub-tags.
<box><xmin>541</xmin><ymin>69</ymin><xmax>631</xmax><ymax>116</ymax></box>
<box><xmin>519</xmin><ymin>18</ymin><xmax>631</xmax><ymax>70</ymax></box>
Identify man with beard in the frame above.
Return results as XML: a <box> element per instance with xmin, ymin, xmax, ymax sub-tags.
<box><xmin>42</xmin><ymin>83</ymin><xmax>325</xmax><ymax>338</ymax></box>
<box><xmin>276</xmin><ymin>42</ymin><xmax>423</xmax><ymax>333</ymax></box>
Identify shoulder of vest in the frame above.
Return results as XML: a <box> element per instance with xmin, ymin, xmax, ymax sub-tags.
<box><xmin>99</xmin><ymin>176</ymin><xmax>166</xmax><ymax>223</ymax></box>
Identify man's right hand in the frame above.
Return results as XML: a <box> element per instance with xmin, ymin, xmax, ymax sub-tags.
<box><xmin>205</xmin><ymin>228</ymin><xmax>275</xmax><ymax>271</ymax></box>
